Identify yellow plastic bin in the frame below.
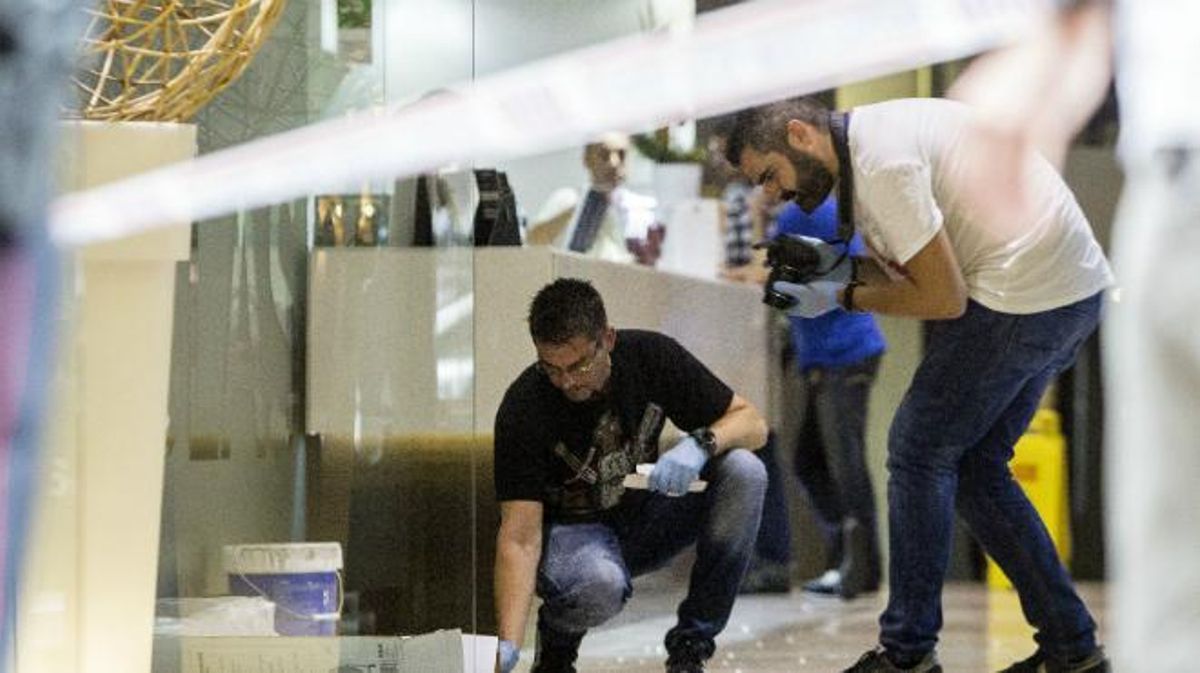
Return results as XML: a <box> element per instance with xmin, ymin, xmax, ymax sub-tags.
<box><xmin>985</xmin><ymin>409</ymin><xmax>1071</xmax><ymax>590</ymax></box>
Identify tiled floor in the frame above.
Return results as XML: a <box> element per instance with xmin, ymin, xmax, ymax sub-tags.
<box><xmin>513</xmin><ymin>580</ymin><xmax>1108</xmax><ymax>673</ymax></box>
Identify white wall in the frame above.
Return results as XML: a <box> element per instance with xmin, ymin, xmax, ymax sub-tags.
<box><xmin>478</xmin><ymin>0</ymin><xmax>694</xmax><ymax>227</ymax></box>
<box><xmin>382</xmin><ymin>0</ymin><xmax>473</xmax><ymax>104</ymax></box>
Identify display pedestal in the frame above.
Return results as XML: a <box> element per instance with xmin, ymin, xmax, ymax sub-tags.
<box><xmin>16</xmin><ymin>121</ymin><xmax>194</xmax><ymax>673</ymax></box>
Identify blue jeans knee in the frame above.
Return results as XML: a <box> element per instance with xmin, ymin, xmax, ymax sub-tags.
<box><xmin>703</xmin><ymin>449</ymin><xmax>767</xmax><ymax>541</ymax></box>
<box><xmin>537</xmin><ymin>523</ymin><xmax>632</xmax><ymax>632</ymax></box>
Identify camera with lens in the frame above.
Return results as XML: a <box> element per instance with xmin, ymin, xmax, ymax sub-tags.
<box><xmin>759</xmin><ymin>236</ymin><xmax>823</xmax><ymax>309</ymax></box>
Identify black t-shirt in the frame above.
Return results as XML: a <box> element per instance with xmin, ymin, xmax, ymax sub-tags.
<box><xmin>493</xmin><ymin>329</ymin><xmax>733</xmax><ymax>522</ymax></box>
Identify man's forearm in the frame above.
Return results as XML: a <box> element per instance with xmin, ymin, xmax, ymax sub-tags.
<box><xmin>850</xmin><ymin>256</ymin><xmax>892</xmax><ymax>286</ymax></box>
<box><xmin>840</xmin><ymin>275</ymin><xmax>965</xmax><ymax>320</ymax></box>
<box><xmin>843</xmin><ymin>232</ymin><xmax>968</xmax><ymax>320</ymax></box>
<box><xmin>843</xmin><ymin>256</ymin><xmax>935</xmax><ymax>316</ymax></box>
<box><xmin>495</xmin><ymin>536</ymin><xmax>541</xmax><ymax>644</ymax></box>
<box><xmin>710</xmin><ymin>396</ymin><xmax>768</xmax><ymax>454</ymax></box>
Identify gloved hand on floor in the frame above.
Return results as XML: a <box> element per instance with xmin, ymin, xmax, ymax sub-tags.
<box><xmin>497</xmin><ymin>639</ymin><xmax>519</xmax><ymax>673</ymax></box>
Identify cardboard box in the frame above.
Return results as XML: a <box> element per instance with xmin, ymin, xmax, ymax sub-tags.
<box><xmin>151</xmin><ymin>630</ymin><xmax>497</xmax><ymax>673</ymax></box>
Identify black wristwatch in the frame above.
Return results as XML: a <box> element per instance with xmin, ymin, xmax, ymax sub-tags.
<box><xmin>841</xmin><ymin>281</ymin><xmax>862</xmax><ymax>312</ymax></box>
<box><xmin>691</xmin><ymin>427</ymin><xmax>718</xmax><ymax>457</ymax></box>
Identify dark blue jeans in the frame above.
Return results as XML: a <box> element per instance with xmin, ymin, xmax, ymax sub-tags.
<box><xmin>881</xmin><ymin>295</ymin><xmax>1102</xmax><ymax>662</ymax></box>
<box><xmin>794</xmin><ymin>355</ymin><xmax>882</xmax><ymax>570</ymax></box>
<box><xmin>750</xmin><ymin>431</ymin><xmax>793</xmax><ymax>564</ymax></box>
<box><xmin>536</xmin><ymin>449</ymin><xmax>766</xmax><ymax>657</ymax></box>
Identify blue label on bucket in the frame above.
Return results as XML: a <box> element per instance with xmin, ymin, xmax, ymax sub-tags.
<box><xmin>229</xmin><ymin>571</ymin><xmax>340</xmax><ymax>636</ymax></box>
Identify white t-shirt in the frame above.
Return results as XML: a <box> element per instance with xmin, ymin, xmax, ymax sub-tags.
<box><xmin>552</xmin><ymin>185</ymin><xmax>652</xmax><ymax>264</ymax></box>
<box><xmin>848</xmin><ymin>98</ymin><xmax>1113</xmax><ymax>315</ymax></box>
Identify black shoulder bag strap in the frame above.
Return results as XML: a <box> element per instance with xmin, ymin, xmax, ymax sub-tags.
<box><xmin>828</xmin><ymin>111</ymin><xmax>856</xmax><ymax>243</ymax></box>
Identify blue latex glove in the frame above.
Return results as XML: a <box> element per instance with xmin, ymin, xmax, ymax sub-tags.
<box><xmin>781</xmin><ymin>234</ymin><xmax>854</xmax><ymax>284</ymax></box>
<box><xmin>497</xmin><ymin>639</ymin><xmax>519</xmax><ymax>673</ymax></box>
<box><xmin>770</xmin><ymin>279</ymin><xmax>844</xmax><ymax>318</ymax></box>
<box><xmin>648</xmin><ymin>436</ymin><xmax>708</xmax><ymax>496</ymax></box>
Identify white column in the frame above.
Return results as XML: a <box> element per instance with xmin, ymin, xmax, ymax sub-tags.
<box><xmin>17</xmin><ymin>121</ymin><xmax>194</xmax><ymax>673</ymax></box>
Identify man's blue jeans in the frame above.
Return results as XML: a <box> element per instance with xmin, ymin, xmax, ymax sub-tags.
<box><xmin>794</xmin><ymin>355</ymin><xmax>882</xmax><ymax>571</ymax></box>
<box><xmin>536</xmin><ymin>449</ymin><xmax>766</xmax><ymax>658</ymax></box>
<box><xmin>750</xmin><ymin>431</ymin><xmax>793</xmax><ymax>565</ymax></box>
<box><xmin>881</xmin><ymin>295</ymin><xmax>1102</xmax><ymax>662</ymax></box>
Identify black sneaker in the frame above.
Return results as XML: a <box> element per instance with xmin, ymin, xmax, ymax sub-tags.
<box><xmin>843</xmin><ymin>648</ymin><xmax>943</xmax><ymax>672</ymax></box>
<box><xmin>998</xmin><ymin>647</ymin><xmax>1110</xmax><ymax>672</ymax></box>
<box><xmin>530</xmin><ymin>622</ymin><xmax>583</xmax><ymax>673</ymax></box>
<box><xmin>665</xmin><ymin>638</ymin><xmax>712</xmax><ymax>673</ymax></box>
<box><xmin>738</xmin><ymin>560</ymin><xmax>791</xmax><ymax>594</ymax></box>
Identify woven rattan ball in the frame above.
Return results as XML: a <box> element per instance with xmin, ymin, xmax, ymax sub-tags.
<box><xmin>74</xmin><ymin>0</ymin><xmax>287</xmax><ymax>122</ymax></box>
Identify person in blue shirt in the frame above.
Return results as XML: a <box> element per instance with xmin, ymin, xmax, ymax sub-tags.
<box><xmin>742</xmin><ymin>195</ymin><xmax>886</xmax><ymax>599</ymax></box>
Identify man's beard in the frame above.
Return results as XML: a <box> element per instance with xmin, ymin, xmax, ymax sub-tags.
<box><xmin>784</xmin><ymin>148</ymin><xmax>836</xmax><ymax>213</ymax></box>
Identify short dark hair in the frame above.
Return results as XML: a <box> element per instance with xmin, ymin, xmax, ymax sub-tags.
<box><xmin>528</xmin><ymin>278</ymin><xmax>608</xmax><ymax>345</ymax></box>
<box><xmin>723</xmin><ymin>98</ymin><xmax>831</xmax><ymax>167</ymax></box>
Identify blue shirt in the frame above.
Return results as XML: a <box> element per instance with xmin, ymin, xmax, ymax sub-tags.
<box><xmin>771</xmin><ymin>198</ymin><xmax>886</xmax><ymax>370</ymax></box>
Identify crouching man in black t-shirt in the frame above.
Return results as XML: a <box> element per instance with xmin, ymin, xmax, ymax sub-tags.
<box><xmin>492</xmin><ymin>278</ymin><xmax>769</xmax><ymax>673</ymax></box>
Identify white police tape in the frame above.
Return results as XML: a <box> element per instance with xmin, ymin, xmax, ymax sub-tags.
<box><xmin>49</xmin><ymin>0</ymin><xmax>1056</xmax><ymax>247</ymax></box>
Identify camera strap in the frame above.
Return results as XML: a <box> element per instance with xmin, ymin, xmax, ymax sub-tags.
<box><xmin>829</xmin><ymin>111</ymin><xmax>855</xmax><ymax>242</ymax></box>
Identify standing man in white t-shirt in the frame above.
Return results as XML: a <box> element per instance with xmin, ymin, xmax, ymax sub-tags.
<box><xmin>724</xmin><ymin>97</ymin><xmax>1113</xmax><ymax>673</ymax></box>
<box><xmin>528</xmin><ymin>133</ymin><xmax>658</xmax><ymax>265</ymax></box>
<box><xmin>950</xmin><ymin>2</ymin><xmax>1200</xmax><ymax>671</ymax></box>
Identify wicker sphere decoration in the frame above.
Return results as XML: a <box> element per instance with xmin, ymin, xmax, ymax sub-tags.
<box><xmin>74</xmin><ymin>0</ymin><xmax>287</xmax><ymax>122</ymax></box>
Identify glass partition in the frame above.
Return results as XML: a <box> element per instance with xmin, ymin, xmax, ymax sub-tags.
<box><xmin>18</xmin><ymin>2</ymin><xmax>706</xmax><ymax>672</ymax></box>
<box><xmin>21</xmin><ymin>3</ymin><xmax>696</xmax><ymax>670</ymax></box>
<box><xmin>154</xmin><ymin>0</ymin><xmax>488</xmax><ymax>660</ymax></box>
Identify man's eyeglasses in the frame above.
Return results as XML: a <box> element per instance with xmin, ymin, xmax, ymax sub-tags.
<box><xmin>537</xmin><ymin>342</ymin><xmax>605</xmax><ymax>381</ymax></box>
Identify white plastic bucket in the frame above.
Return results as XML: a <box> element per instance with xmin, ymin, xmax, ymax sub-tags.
<box><xmin>222</xmin><ymin>542</ymin><xmax>343</xmax><ymax>636</ymax></box>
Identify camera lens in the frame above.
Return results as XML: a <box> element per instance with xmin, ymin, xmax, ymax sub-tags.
<box><xmin>763</xmin><ymin>288</ymin><xmax>796</xmax><ymax>309</ymax></box>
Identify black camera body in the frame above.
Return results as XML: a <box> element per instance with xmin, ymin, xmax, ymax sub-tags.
<box><xmin>761</xmin><ymin>236</ymin><xmax>823</xmax><ymax>309</ymax></box>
